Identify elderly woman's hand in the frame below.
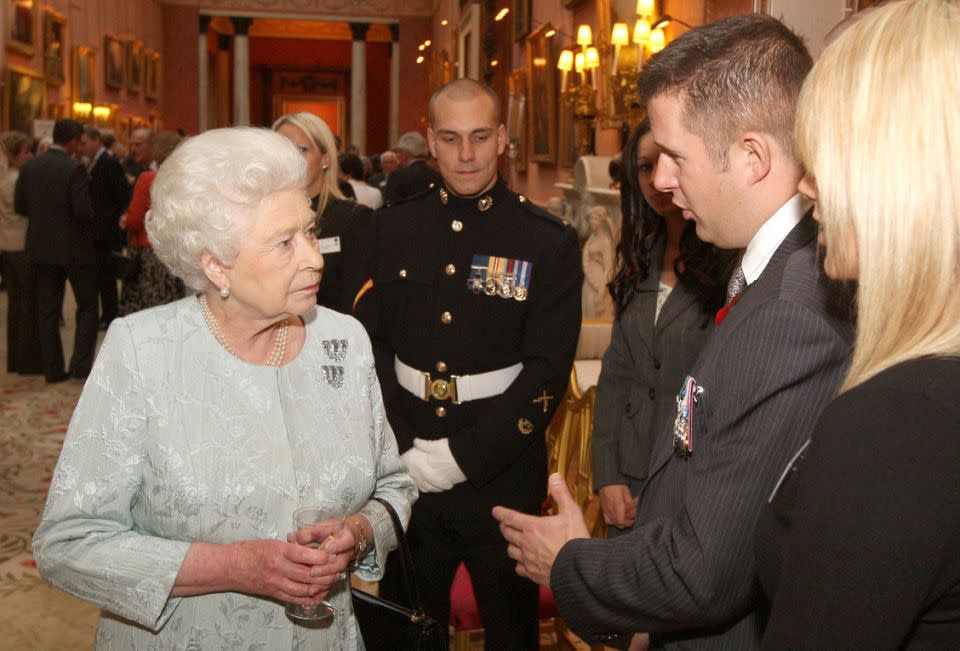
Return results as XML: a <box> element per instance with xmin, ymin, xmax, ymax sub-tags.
<box><xmin>229</xmin><ymin>539</ymin><xmax>343</xmax><ymax>605</ymax></box>
<box><xmin>287</xmin><ymin>514</ymin><xmax>372</xmax><ymax>582</ymax></box>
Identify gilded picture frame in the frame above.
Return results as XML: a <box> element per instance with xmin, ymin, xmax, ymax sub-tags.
<box><xmin>104</xmin><ymin>35</ymin><xmax>125</xmax><ymax>90</ymax></box>
<box><xmin>512</xmin><ymin>0</ymin><xmax>531</xmax><ymax>42</ymax></box>
<box><xmin>525</xmin><ymin>22</ymin><xmax>557</xmax><ymax>165</ymax></box>
<box><xmin>125</xmin><ymin>40</ymin><xmax>144</xmax><ymax>93</ymax></box>
<box><xmin>42</xmin><ymin>10</ymin><xmax>66</xmax><ymax>87</ymax></box>
<box><xmin>7</xmin><ymin>0</ymin><xmax>35</xmax><ymax>55</ymax></box>
<box><xmin>144</xmin><ymin>49</ymin><xmax>161</xmax><ymax>100</ymax></box>
<box><xmin>3</xmin><ymin>66</ymin><xmax>45</xmax><ymax>133</ymax></box>
<box><xmin>506</xmin><ymin>69</ymin><xmax>527</xmax><ymax>171</ymax></box>
<box><xmin>73</xmin><ymin>45</ymin><xmax>96</xmax><ymax>103</ymax></box>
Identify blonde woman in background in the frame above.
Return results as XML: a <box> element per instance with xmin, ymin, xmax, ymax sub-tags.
<box><xmin>273</xmin><ymin>113</ymin><xmax>372</xmax><ymax>314</ymax></box>
<box><xmin>0</xmin><ymin>131</ymin><xmax>41</xmax><ymax>374</ymax></box>
<box><xmin>755</xmin><ymin>1</ymin><xmax>960</xmax><ymax>647</ymax></box>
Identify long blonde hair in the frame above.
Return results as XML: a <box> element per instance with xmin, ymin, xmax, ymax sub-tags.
<box><xmin>796</xmin><ymin>0</ymin><xmax>960</xmax><ymax>391</ymax></box>
<box><xmin>272</xmin><ymin>112</ymin><xmax>344</xmax><ymax>217</ymax></box>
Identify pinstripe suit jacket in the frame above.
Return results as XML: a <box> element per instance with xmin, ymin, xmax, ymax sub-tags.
<box><xmin>551</xmin><ymin>214</ymin><xmax>854</xmax><ymax>650</ymax></box>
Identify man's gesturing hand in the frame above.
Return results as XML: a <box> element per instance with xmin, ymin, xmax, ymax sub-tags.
<box><xmin>492</xmin><ymin>473</ymin><xmax>590</xmax><ymax>586</ymax></box>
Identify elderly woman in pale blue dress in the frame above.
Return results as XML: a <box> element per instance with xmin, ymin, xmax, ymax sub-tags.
<box><xmin>33</xmin><ymin>127</ymin><xmax>417</xmax><ymax>650</ymax></box>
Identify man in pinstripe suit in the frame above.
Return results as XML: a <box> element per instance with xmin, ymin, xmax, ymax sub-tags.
<box><xmin>494</xmin><ymin>14</ymin><xmax>853</xmax><ymax>650</ymax></box>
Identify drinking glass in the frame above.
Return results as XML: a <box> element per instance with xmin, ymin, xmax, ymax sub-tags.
<box><xmin>285</xmin><ymin>505</ymin><xmax>344</xmax><ymax>623</ymax></box>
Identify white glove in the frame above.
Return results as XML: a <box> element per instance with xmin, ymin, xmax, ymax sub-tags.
<box><xmin>400</xmin><ymin>438</ymin><xmax>467</xmax><ymax>493</ymax></box>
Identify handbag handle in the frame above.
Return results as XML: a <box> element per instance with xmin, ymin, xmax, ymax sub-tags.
<box><xmin>369</xmin><ymin>497</ymin><xmax>427</xmax><ymax>615</ymax></box>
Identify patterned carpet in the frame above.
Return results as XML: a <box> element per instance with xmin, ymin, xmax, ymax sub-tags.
<box><xmin>0</xmin><ymin>289</ymin><xmax>100</xmax><ymax>649</ymax></box>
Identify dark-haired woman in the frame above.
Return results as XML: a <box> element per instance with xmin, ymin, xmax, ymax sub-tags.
<box><xmin>592</xmin><ymin>120</ymin><xmax>737</xmax><ymax>535</ymax></box>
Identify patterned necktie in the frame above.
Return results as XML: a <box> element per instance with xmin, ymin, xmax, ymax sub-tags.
<box><xmin>725</xmin><ymin>264</ymin><xmax>746</xmax><ymax>305</ymax></box>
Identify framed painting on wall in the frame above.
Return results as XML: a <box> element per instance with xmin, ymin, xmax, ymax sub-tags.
<box><xmin>506</xmin><ymin>69</ymin><xmax>527</xmax><ymax>171</ymax></box>
<box><xmin>458</xmin><ymin>3</ymin><xmax>480</xmax><ymax>80</ymax></box>
<box><xmin>7</xmin><ymin>0</ymin><xmax>35</xmax><ymax>55</ymax></box>
<box><xmin>104</xmin><ymin>35</ymin><xmax>125</xmax><ymax>90</ymax></box>
<box><xmin>126</xmin><ymin>40</ymin><xmax>144</xmax><ymax>93</ymax></box>
<box><xmin>525</xmin><ymin>22</ymin><xmax>557</xmax><ymax>165</ymax></box>
<box><xmin>73</xmin><ymin>46</ymin><xmax>96</xmax><ymax>103</ymax></box>
<box><xmin>42</xmin><ymin>10</ymin><xmax>66</xmax><ymax>86</ymax></box>
<box><xmin>3</xmin><ymin>67</ymin><xmax>45</xmax><ymax>133</ymax></box>
<box><xmin>512</xmin><ymin>0</ymin><xmax>531</xmax><ymax>42</ymax></box>
<box><xmin>144</xmin><ymin>50</ymin><xmax>161</xmax><ymax>100</ymax></box>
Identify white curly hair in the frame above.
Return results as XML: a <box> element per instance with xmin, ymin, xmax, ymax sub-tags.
<box><xmin>146</xmin><ymin>127</ymin><xmax>308</xmax><ymax>290</ymax></box>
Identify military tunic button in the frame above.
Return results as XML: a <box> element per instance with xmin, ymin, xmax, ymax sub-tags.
<box><xmin>451</xmin><ymin>220</ymin><xmax>463</xmax><ymax>232</ymax></box>
<box><xmin>441</xmin><ymin>311</ymin><xmax>453</xmax><ymax>325</ymax></box>
<box><xmin>518</xmin><ymin>418</ymin><xmax>534</xmax><ymax>435</ymax></box>
<box><xmin>435</xmin><ymin>406</ymin><xmax>447</xmax><ymax>418</ymax></box>
<box><xmin>649</xmin><ymin>387</ymin><xmax>656</xmax><ymax>400</ymax></box>
<box><xmin>445</xmin><ymin>264</ymin><xmax>456</xmax><ymax>276</ymax></box>
<box><xmin>399</xmin><ymin>269</ymin><xmax>408</xmax><ymax>278</ymax></box>
<box><xmin>654</xmin><ymin>360</ymin><xmax>662</xmax><ymax>370</ymax></box>
<box><xmin>436</xmin><ymin>360</ymin><xmax>448</xmax><ymax>373</ymax></box>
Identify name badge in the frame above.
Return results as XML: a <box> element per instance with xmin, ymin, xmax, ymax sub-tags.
<box><xmin>319</xmin><ymin>236</ymin><xmax>341</xmax><ymax>254</ymax></box>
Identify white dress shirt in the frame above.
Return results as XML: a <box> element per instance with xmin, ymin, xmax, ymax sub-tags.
<box><xmin>741</xmin><ymin>193</ymin><xmax>811</xmax><ymax>286</ymax></box>
<box><xmin>348</xmin><ymin>178</ymin><xmax>384</xmax><ymax>210</ymax></box>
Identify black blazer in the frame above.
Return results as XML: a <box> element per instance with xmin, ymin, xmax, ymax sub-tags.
<box><xmin>88</xmin><ymin>151</ymin><xmax>131</xmax><ymax>245</ymax></box>
<box><xmin>757</xmin><ymin>356</ymin><xmax>960</xmax><ymax>649</ymax></box>
<box><xmin>315</xmin><ymin>196</ymin><xmax>373</xmax><ymax>314</ymax></box>
<box><xmin>552</xmin><ymin>214</ymin><xmax>854</xmax><ymax>650</ymax></box>
<box><xmin>15</xmin><ymin>148</ymin><xmax>95</xmax><ymax>265</ymax></box>
<box><xmin>592</xmin><ymin>236</ymin><xmax>715</xmax><ymax>489</ymax></box>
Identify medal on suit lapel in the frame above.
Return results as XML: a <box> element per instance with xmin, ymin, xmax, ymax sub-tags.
<box><xmin>673</xmin><ymin>376</ymin><xmax>702</xmax><ymax>457</ymax></box>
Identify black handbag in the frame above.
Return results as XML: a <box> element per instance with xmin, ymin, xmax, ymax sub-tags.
<box><xmin>111</xmin><ymin>247</ymin><xmax>142</xmax><ymax>282</ymax></box>
<box><xmin>351</xmin><ymin>498</ymin><xmax>445</xmax><ymax>651</ymax></box>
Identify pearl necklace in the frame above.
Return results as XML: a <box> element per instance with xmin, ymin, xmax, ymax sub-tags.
<box><xmin>198</xmin><ymin>293</ymin><xmax>289</xmax><ymax>367</ymax></box>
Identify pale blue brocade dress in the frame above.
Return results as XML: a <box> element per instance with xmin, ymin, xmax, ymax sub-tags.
<box><xmin>33</xmin><ymin>297</ymin><xmax>418</xmax><ymax>650</ymax></box>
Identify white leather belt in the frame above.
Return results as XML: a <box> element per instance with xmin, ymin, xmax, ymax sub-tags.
<box><xmin>394</xmin><ymin>356</ymin><xmax>523</xmax><ymax>405</ymax></box>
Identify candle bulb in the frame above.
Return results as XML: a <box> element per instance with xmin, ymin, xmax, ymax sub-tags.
<box><xmin>611</xmin><ymin>23</ymin><xmax>629</xmax><ymax>74</ymax></box>
<box><xmin>557</xmin><ymin>50</ymin><xmax>574</xmax><ymax>92</ymax></box>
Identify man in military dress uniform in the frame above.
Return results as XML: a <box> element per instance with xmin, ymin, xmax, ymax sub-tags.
<box><xmin>355</xmin><ymin>79</ymin><xmax>582</xmax><ymax>649</ymax></box>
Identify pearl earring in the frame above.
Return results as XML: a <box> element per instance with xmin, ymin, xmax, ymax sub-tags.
<box><xmin>219</xmin><ymin>286</ymin><xmax>230</xmax><ymax>299</ymax></box>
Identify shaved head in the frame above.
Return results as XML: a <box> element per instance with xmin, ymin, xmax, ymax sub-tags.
<box><xmin>428</xmin><ymin>79</ymin><xmax>501</xmax><ymax>126</ymax></box>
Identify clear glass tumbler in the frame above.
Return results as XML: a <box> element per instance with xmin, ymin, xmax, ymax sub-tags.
<box><xmin>285</xmin><ymin>505</ymin><xmax>344</xmax><ymax>623</ymax></box>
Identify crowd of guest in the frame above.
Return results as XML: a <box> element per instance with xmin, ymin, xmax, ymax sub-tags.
<box><xmin>13</xmin><ymin>1</ymin><xmax>960</xmax><ymax>649</ymax></box>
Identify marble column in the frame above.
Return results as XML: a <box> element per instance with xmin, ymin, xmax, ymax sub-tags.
<box><xmin>231</xmin><ymin>17</ymin><xmax>253</xmax><ymax>126</ymax></box>
<box><xmin>349</xmin><ymin>22</ymin><xmax>370</xmax><ymax>154</ymax></box>
<box><xmin>198</xmin><ymin>15</ymin><xmax>211</xmax><ymax>132</ymax></box>
<box><xmin>389</xmin><ymin>23</ymin><xmax>400</xmax><ymax>147</ymax></box>
<box><xmin>215</xmin><ymin>34</ymin><xmax>231</xmax><ymax>128</ymax></box>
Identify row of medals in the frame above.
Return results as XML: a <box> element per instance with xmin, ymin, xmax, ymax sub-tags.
<box><xmin>468</xmin><ymin>273</ymin><xmax>528</xmax><ymax>301</ymax></box>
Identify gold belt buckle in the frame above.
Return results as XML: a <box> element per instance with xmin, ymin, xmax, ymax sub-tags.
<box><xmin>423</xmin><ymin>372</ymin><xmax>460</xmax><ymax>404</ymax></box>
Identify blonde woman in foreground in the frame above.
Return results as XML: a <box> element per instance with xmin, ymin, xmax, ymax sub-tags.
<box><xmin>754</xmin><ymin>1</ymin><xmax>960</xmax><ymax>648</ymax></box>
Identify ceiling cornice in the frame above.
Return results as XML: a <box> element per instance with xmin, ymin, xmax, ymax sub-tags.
<box><xmin>160</xmin><ymin>0</ymin><xmax>435</xmax><ymax>19</ymax></box>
